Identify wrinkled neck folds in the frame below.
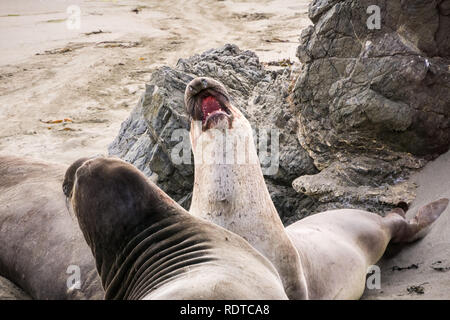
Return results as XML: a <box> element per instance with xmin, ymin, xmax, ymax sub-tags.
<box><xmin>99</xmin><ymin>217</ymin><xmax>215</xmax><ymax>300</ymax></box>
<box><xmin>189</xmin><ymin>118</ymin><xmax>280</xmax><ymax>238</ymax></box>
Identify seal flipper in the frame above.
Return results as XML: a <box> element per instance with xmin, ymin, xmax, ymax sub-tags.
<box><xmin>69</xmin><ymin>157</ymin><xmax>287</xmax><ymax>300</ymax></box>
<box><xmin>390</xmin><ymin>198</ymin><xmax>449</xmax><ymax>243</ymax></box>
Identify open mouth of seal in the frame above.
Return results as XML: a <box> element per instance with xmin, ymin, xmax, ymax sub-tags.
<box><xmin>193</xmin><ymin>89</ymin><xmax>232</xmax><ymax>130</ymax></box>
<box><xmin>201</xmin><ymin>95</ymin><xmax>231</xmax><ymax>128</ymax></box>
<box><xmin>185</xmin><ymin>77</ymin><xmax>234</xmax><ymax>131</ymax></box>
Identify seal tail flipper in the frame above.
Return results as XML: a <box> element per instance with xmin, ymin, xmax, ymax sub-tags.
<box><xmin>390</xmin><ymin>198</ymin><xmax>449</xmax><ymax>243</ymax></box>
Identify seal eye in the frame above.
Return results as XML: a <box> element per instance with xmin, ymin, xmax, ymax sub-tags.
<box><xmin>201</xmin><ymin>79</ymin><xmax>208</xmax><ymax>88</ymax></box>
<box><xmin>62</xmin><ymin>182</ymin><xmax>71</xmax><ymax>197</ymax></box>
<box><xmin>189</xmin><ymin>86</ymin><xmax>193</xmax><ymax>92</ymax></box>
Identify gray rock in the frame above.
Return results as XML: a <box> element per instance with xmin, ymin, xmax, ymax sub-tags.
<box><xmin>292</xmin><ymin>0</ymin><xmax>450</xmax><ymax>213</ymax></box>
<box><xmin>109</xmin><ymin>44</ymin><xmax>317</xmax><ymax>223</ymax></box>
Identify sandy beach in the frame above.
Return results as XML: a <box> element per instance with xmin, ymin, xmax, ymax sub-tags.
<box><xmin>0</xmin><ymin>0</ymin><xmax>310</xmax><ymax>165</ymax></box>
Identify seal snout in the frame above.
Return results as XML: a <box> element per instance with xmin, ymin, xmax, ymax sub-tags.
<box><xmin>184</xmin><ymin>77</ymin><xmax>233</xmax><ymax>131</ymax></box>
<box><xmin>63</xmin><ymin>157</ymin><xmax>92</xmax><ymax>197</ymax></box>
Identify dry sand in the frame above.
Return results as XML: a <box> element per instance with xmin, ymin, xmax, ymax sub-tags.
<box><xmin>0</xmin><ymin>0</ymin><xmax>310</xmax><ymax>165</ymax></box>
<box><xmin>1</xmin><ymin>0</ymin><xmax>449</xmax><ymax>300</ymax></box>
<box><xmin>362</xmin><ymin>150</ymin><xmax>450</xmax><ymax>300</ymax></box>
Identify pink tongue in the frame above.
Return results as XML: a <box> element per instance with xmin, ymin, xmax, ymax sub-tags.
<box><xmin>201</xmin><ymin>96</ymin><xmax>221</xmax><ymax>117</ymax></box>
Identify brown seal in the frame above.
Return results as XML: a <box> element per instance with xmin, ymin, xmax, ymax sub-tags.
<box><xmin>65</xmin><ymin>156</ymin><xmax>287</xmax><ymax>299</ymax></box>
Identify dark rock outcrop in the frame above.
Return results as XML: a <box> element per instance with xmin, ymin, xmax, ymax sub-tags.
<box><xmin>109</xmin><ymin>44</ymin><xmax>317</xmax><ymax>224</ymax></box>
<box><xmin>292</xmin><ymin>0</ymin><xmax>450</xmax><ymax>212</ymax></box>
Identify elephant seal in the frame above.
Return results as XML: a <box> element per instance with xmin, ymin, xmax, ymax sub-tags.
<box><xmin>185</xmin><ymin>77</ymin><xmax>449</xmax><ymax>299</ymax></box>
<box><xmin>0</xmin><ymin>156</ymin><xmax>103</xmax><ymax>299</ymax></box>
<box><xmin>65</xmin><ymin>157</ymin><xmax>287</xmax><ymax>300</ymax></box>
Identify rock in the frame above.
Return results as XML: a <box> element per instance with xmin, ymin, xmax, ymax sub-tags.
<box><xmin>293</xmin><ymin>155</ymin><xmax>420</xmax><ymax>211</ymax></box>
<box><xmin>0</xmin><ymin>276</ymin><xmax>31</xmax><ymax>300</ymax></box>
<box><xmin>109</xmin><ymin>44</ymin><xmax>317</xmax><ymax>223</ymax></box>
<box><xmin>407</xmin><ymin>284</ymin><xmax>425</xmax><ymax>295</ymax></box>
<box><xmin>292</xmin><ymin>0</ymin><xmax>450</xmax><ymax>213</ymax></box>
<box><xmin>109</xmin><ymin>67</ymin><xmax>194</xmax><ymax>207</ymax></box>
